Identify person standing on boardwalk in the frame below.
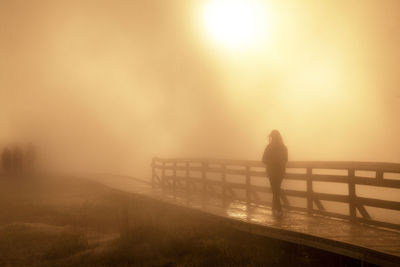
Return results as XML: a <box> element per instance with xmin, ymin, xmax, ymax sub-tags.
<box><xmin>25</xmin><ymin>143</ymin><xmax>36</xmax><ymax>172</ymax></box>
<box><xmin>1</xmin><ymin>147</ymin><xmax>12</xmax><ymax>174</ymax></box>
<box><xmin>262</xmin><ymin>130</ymin><xmax>288</xmax><ymax>216</ymax></box>
<box><xmin>12</xmin><ymin>146</ymin><xmax>23</xmax><ymax>173</ymax></box>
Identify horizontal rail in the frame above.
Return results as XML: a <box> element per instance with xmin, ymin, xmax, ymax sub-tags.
<box><xmin>153</xmin><ymin>157</ymin><xmax>400</xmax><ymax>172</ymax></box>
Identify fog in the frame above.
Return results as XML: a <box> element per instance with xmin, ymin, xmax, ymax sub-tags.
<box><xmin>1</xmin><ymin>0</ymin><xmax>399</xmax><ymax>179</ymax></box>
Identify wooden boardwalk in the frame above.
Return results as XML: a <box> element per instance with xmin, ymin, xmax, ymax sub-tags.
<box><xmin>94</xmin><ymin>157</ymin><xmax>400</xmax><ymax>266</ymax></box>
<box><xmin>97</xmin><ymin>175</ymin><xmax>400</xmax><ymax>266</ymax></box>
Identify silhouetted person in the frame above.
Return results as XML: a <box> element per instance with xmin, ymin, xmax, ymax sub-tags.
<box><xmin>2</xmin><ymin>147</ymin><xmax>12</xmax><ymax>173</ymax></box>
<box><xmin>262</xmin><ymin>130</ymin><xmax>288</xmax><ymax>215</ymax></box>
<box><xmin>25</xmin><ymin>143</ymin><xmax>36</xmax><ymax>171</ymax></box>
<box><xmin>12</xmin><ymin>146</ymin><xmax>23</xmax><ymax>173</ymax></box>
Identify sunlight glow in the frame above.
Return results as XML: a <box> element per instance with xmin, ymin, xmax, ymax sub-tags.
<box><xmin>286</xmin><ymin>57</ymin><xmax>344</xmax><ymax>102</ymax></box>
<box><xmin>201</xmin><ymin>0</ymin><xmax>271</xmax><ymax>50</ymax></box>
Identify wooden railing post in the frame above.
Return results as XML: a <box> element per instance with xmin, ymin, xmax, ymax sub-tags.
<box><xmin>348</xmin><ymin>169</ymin><xmax>356</xmax><ymax>220</ymax></box>
<box><xmin>172</xmin><ymin>162</ymin><xmax>177</xmax><ymax>198</ymax></box>
<box><xmin>376</xmin><ymin>170</ymin><xmax>383</xmax><ymax>180</ymax></box>
<box><xmin>221</xmin><ymin>164</ymin><xmax>227</xmax><ymax>207</ymax></box>
<box><xmin>186</xmin><ymin>162</ymin><xmax>190</xmax><ymax>202</ymax></box>
<box><xmin>246</xmin><ymin>166</ymin><xmax>251</xmax><ymax>204</ymax></box>
<box><xmin>151</xmin><ymin>158</ymin><xmax>155</xmax><ymax>189</ymax></box>
<box><xmin>307</xmin><ymin>167</ymin><xmax>313</xmax><ymax>213</ymax></box>
<box><xmin>202</xmin><ymin>162</ymin><xmax>207</xmax><ymax>206</ymax></box>
<box><xmin>161</xmin><ymin>161</ymin><xmax>166</xmax><ymax>193</ymax></box>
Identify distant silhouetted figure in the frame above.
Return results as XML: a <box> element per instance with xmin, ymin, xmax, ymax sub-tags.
<box><xmin>2</xmin><ymin>147</ymin><xmax>12</xmax><ymax>173</ymax></box>
<box><xmin>12</xmin><ymin>146</ymin><xmax>23</xmax><ymax>173</ymax></box>
<box><xmin>262</xmin><ymin>130</ymin><xmax>288</xmax><ymax>215</ymax></box>
<box><xmin>25</xmin><ymin>143</ymin><xmax>36</xmax><ymax>171</ymax></box>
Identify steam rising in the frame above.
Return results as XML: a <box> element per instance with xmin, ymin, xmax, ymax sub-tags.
<box><xmin>0</xmin><ymin>0</ymin><xmax>399</xmax><ymax>178</ymax></box>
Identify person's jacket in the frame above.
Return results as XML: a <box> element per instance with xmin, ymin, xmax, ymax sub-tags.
<box><xmin>262</xmin><ymin>143</ymin><xmax>288</xmax><ymax>178</ymax></box>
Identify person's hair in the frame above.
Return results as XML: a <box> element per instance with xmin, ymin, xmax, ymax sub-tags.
<box><xmin>269</xmin><ymin>129</ymin><xmax>284</xmax><ymax>145</ymax></box>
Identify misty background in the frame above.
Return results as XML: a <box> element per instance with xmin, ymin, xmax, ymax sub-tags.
<box><xmin>1</xmin><ymin>0</ymin><xmax>399</xmax><ymax>179</ymax></box>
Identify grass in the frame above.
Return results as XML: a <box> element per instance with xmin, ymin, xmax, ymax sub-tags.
<box><xmin>0</xmin><ymin>174</ymin><xmax>365</xmax><ymax>266</ymax></box>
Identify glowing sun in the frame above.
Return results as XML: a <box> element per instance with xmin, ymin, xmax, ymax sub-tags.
<box><xmin>201</xmin><ymin>0</ymin><xmax>271</xmax><ymax>49</ymax></box>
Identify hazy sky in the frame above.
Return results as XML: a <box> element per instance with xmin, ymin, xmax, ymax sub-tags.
<box><xmin>0</xmin><ymin>0</ymin><xmax>399</xmax><ymax>177</ymax></box>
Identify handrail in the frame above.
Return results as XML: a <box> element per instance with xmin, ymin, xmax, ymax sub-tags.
<box><xmin>153</xmin><ymin>157</ymin><xmax>400</xmax><ymax>171</ymax></box>
<box><xmin>151</xmin><ymin>157</ymin><xmax>400</xmax><ymax>230</ymax></box>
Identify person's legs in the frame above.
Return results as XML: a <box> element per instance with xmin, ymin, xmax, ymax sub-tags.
<box><xmin>269</xmin><ymin>176</ymin><xmax>279</xmax><ymax>212</ymax></box>
<box><xmin>275</xmin><ymin>178</ymin><xmax>282</xmax><ymax>212</ymax></box>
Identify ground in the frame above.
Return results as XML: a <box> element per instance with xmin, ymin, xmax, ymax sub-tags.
<box><xmin>0</xmin><ymin>174</ymin><xmax>364</xmax><ymax>266</ymax></box>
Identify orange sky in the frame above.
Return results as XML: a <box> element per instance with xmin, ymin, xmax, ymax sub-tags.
<box><xmin>0</xmin><ymin>0</ymin><xmax>399</xmax><ymax>177</ymax></box>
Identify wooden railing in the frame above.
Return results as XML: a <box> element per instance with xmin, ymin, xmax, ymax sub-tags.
<box><xmin>151</xmin><ymin>157</ymin><xmax>400</xmax><ymax>230</ymax></box>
